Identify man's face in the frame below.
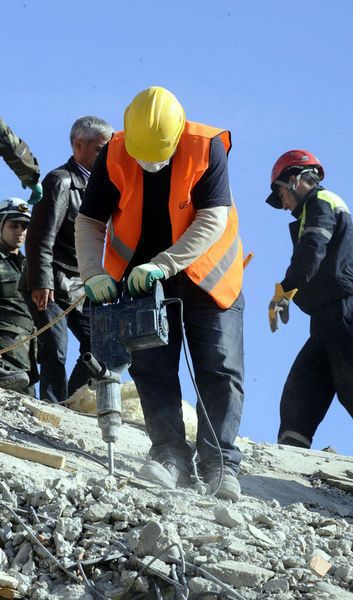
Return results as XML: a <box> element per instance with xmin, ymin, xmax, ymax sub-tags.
<box><xmin>277</xmin><ymin>179</ymin><xmax>298</xmax><ymax>212</ymax></box>
<box><xmin>74</xmin><ymin>133</ymin><xmax>111</xmax><ymax>171</ymax></box>
<box><xmin>1</xmin><ymin>219</ymin><xmax>28</xmax><ymax>251</ymax></box>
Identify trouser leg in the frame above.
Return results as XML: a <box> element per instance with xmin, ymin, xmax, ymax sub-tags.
<box><xmin>319</xmin><ymin>296</ymin><xmax>353</xmax><ymax>419</ymax></box>
<box><xmin>183</xmin><ymin>281</ymin><xmax>244</xmax><ymax>475</ymax></box>
<box><xmin>278</xmin><ymin>336</ymin><xmax>335</xmax><ymax>448</ymax></box>
<box><xmin>27</xmin><ymin>299</ymin><xmax>68</xmax><ymax>404</ymax></box>
<box><xmin>64</xmin><ymin>298</ymin><xmax>92</xmax><ymax>397</ymax></box>
<box><xmin>129</xmin><ymin>298</ymin><xmax>192</xmax><ymax>469</ymax></box>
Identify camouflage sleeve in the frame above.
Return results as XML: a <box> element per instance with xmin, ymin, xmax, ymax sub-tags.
<box><xmin>0</xmin><ymin>117</ymin><xmax>40</xmax><ymax>187</ymax></box>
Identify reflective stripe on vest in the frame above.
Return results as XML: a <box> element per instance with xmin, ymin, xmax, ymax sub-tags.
<box><xmin>105</xmin><ymin>120</ymin><xmax>243</xmax><ymax>308</ymax></box>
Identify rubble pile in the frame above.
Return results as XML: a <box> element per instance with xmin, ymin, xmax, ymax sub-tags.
<box><xmin>0</xmin><ymin>388</ymin><xmax>353</xmax><ymax>599</ymax></box>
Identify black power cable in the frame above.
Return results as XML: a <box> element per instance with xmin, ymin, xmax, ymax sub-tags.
<box><xmin>163</xmin><ymin>298</ymin><xmax>223</xmax><ymax>497</ymax></box>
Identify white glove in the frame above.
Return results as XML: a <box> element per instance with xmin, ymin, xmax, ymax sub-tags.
<box><xmin>127</xmin><ymin>263</ymin><xmax>165</xmax><ymax>296</ymax></box>
<box><xmin>84</xmin><ymin>274</ymin><xmax>119</xmax><ymax>303</ymax></box>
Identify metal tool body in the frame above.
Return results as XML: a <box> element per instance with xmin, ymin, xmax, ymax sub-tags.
<box><xmin>85</xmin><ymin>281</ymin><xmax>169</xmax><ymax>474</ymax></box>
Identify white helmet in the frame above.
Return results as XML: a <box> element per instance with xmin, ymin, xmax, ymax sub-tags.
<box><xmin>0</xmin><ymin>198</ymin><xmax>31</xmax><ymax>231</ymax></box>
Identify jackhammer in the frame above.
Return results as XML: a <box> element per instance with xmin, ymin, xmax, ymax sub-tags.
<box><xmin>83</xmin><ymin>281</ymin><xmax>169</xmax><ymax>475</ymax></box>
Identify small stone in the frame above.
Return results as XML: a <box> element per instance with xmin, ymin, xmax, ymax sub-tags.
<box><xmin>317</xmin><ymin>525</ymin><xmax>337</xmax><ymax>537</ymax></box>
<box><xmin>203</xmin><ymin>561</ymin><xmax>274</xmax><ymax>587</ymax></box>
<box><xmin>263</xmin><ymin>577</ymin><xmax>290</xmax><ymax>593</ymax></box>
<box><xmin>0</xmin><ymin>548</ymin><xmax>8</xmax><ymax>570</ymax></box>
<box><xmin>226</xmin><ymin>539</ymin><xmax>247</xmax><ymax>556</ymax></box>
<box><xmin>248</xmin><ymin>524</ymin><xmax>275</xmax><ymax>547</ymax></box>
<box><xmin>214</xmin><ymin>506</ymin><xmax>245</xmax><ymax>528</ymax></box>
<box><xmin>308</xmin><ymin>555</ymin><xmax>332</xmax><ymax>577</ymax></box>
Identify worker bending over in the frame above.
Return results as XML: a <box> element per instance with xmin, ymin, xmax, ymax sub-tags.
<box><xmin>75</xmin><ymin>86</ymin><xmax>245</xmax><ymax>501</ymax></box>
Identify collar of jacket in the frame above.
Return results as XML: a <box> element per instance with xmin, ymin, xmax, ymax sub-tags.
<box><xmin>0</xmin><ymin>243</ymin><xmax>25</xmax><ymax>261</ymax></box>
<box><xmin>291</xmin><ymin>185</ymin><xmax>322</xmax><ymax>219</ymax></box>
<box><xmin>66</xmin><ymin>156</ymin><xmax>88</xmax><ymax>189</ymax></box>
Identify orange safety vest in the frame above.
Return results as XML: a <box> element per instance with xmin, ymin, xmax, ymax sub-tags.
<box><xmin>104</xmin><ymin>120</ymin><xmax>243</xmax><ymax>308</ymax></box>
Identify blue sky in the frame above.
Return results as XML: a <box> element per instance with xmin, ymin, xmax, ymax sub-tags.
<box><xmin>1</xmin><ymin>0</ymin><xmax>353</xmax><ymax>454</ymax></box>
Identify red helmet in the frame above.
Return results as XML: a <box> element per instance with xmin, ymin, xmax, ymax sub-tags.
<box><xmin>266</xmin><ymin>149</ymin><xmax>325</xmax><ymax>208</ymax></box>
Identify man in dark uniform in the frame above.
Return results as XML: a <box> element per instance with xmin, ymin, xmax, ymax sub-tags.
<box><xmin>0</xmin><ymin>197</ymin><xmax>38</xmax><ymax>394</ymax></box>
<box><xmin>0</xmin><ymin>117</ymin><xmax>42</xmax><ymax>204</ymax></box>
<box><xmin>267</xmin><ymin>149</ymin><xmax>353</xmax><ymax>448</ymax></box>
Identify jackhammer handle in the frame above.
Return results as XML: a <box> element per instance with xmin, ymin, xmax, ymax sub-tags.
<box><xmin>82</xmin><ymin>352</ymin><xmax>107</xmax><ymax>378</ymax></box>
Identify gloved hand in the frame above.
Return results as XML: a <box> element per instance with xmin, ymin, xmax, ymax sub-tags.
<box><xmin>28</xmin><ymin>182</ymin><xmax>43</xmax><ymax>205</ymax></box>
<box><xmin>268</xmin><ymin>283</ymin><xmax>298</xmax><ymax>332</ymax></box>
<box><xmin>127</xmin><ymin>263</ymin><xmax>165</xmax><ymax>296</ymax></box>
<box><xmin>84</xmin><ymin>274</ymin><xmax>119</xmax><ymax>304</ymax></box>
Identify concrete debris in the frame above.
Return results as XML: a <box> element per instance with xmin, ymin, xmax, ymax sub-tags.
<box><xmin>1</xmin><ymin>386</ymin><xmax>353</xmax><ymax>599</ymax></box>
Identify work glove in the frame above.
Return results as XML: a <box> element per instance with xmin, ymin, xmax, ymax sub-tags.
<box><xmin>84</xmin><ymin>274</ymin><xmax>119</xmax><ymax>304</ymax></box>
<box><xmin>268</xmin><ymin>283</ymin><xmax>297</xmax><ymax>333</ymax></box>
<box><xmin>28</xmin><ymin>182</ymin><xmax>43</xmax><ymax>205</ymax></box>
<box><xmin>127</xmin><ymin>263</ymin><xmax>165</xmax><ymax>296</ymax></box>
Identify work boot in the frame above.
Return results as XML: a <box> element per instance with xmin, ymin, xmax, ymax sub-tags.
<box><xmin>138</xmin><ymin>459</ymin><xmax>180</xmax><ymax>489</ymax></box>
<box><xmin>204</xmin><ymin>465</ymin><xmax>241</xmax><ymax>502</ymax></box>
<box><xmin>0</xmin><ymin>362</ymin><xmax>30</xmax><ymax>392</ymax></box>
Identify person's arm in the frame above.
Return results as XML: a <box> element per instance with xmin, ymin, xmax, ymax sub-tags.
<box><xmin>76</xmin><ymin>146</ymin><xmax>120</xmax><ymax>284</ymax></box>
<box><xmin>25</xmin><ymin>171</ymin><xmax>69</xmax><ymax>292</ymax></box>
<box><xmin>0</xmin><ymin>117</ymin><xmax>40</xmax><ymax>188</ymax></box>
<box><xmin>281</xmin><ymin>195</ymin><xmax>337</xmax><ymax>291</ymax></box>
<box><xmin>75</xmin><ymin>213</ymin><xmax>107</xmax><ymax>281</ymax></box>
<box><xmin>152</xmin><ymin>206</ymin><xmax>228</xmax><ymax>277</ymax></box>
<box><xmin>153</xmin><ymin>135</ymin><xmax>231</xmax><ymax>277</ymax></box>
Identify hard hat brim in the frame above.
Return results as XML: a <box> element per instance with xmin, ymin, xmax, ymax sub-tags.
<box><xmin>125</xmin><ymin>137</ymin><xmax>175</xmax><ymax>163</ymax></box>
<box><xmin>8</xmin><ymin>215</ymin><xmax>31</xmax><ymax>222</ymax></box>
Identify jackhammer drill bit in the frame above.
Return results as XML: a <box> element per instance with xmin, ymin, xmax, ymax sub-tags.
<box><xmin>82</xmin><ymin>352</ymin><xmax>122</xmax><ymax>475</ymax></box>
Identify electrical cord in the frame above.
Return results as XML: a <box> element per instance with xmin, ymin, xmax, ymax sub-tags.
<box><xmin>163</xmin><ymin>297</ymin><xmax>224</xmax><ymax>497</ymax></box>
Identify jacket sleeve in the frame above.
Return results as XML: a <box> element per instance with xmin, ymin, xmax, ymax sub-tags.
<box><xmin>25</xmin><ymin>172</ymin><xmax>70</xmax><ymax>290</ymax></box>
<box><xmin>281</xmin><ymin>195</ymin><xmax>336</xmax><ymax>291</ymax></box>
<box><xmin>0</xmin><ymin>117</ymin><xmax>40</xmax><ymax>187</ymax></box>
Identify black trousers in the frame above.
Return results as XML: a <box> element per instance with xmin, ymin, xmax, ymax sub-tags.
<box><xmin>278</xmin><ymin>296</ymin><xmax>353</xmax><ymax>447</ymax></box>
<box><xmin>129</xmin><ymin>273</ymin><xmax>244</xmax><ymax>475</ymax></box>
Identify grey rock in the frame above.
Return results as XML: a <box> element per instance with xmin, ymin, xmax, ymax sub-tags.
<box><xmin>11</xmin><ymin>541</ymin><xmax>32</xmax><ymax>568</ymax></box>
<box><xmin>263</xmin><ymin>577</ymin><xmax>290</xmax><ymax>593</ymax></box>
<box><xmin>138</xmin><ymin>520</ymin><xmax>163</xmax><ymax>554</ymax></box>
<box><xmin>203</xmin><ymin>560</ymin><xmax>274</xmax><ymax>587</ymax></box>
<box><xmin>0</xmin><ymin>548</ymin><xmax>8</xmax><ymax>570</ymax></box>
<box><xmin>188</xmin><ymin>575</ymin><xmax>221</xmax><ymax>594</ymax></box>
<box><xmin>54</xmin><ymin>517</ymin><xmax>82</xmax><ymax>542</ymax></box>
<box><xmin>214</xmin><ymin>505</ymin><xmax>245</xmax><ymax>528</ymax></box>
<box><xmin>83</xmin><ymin>503</ymin><xmax>114</xmax><ymax>522</ymax></box>
<box><xmin>31</xmin><ymin>488</ymin><xmax>55</xmax><ymax>507</ymax></box>
<box><xmin>0</xmin><ymin>481</ymin><xmax>17</xmax><ymax>506</ymax></box>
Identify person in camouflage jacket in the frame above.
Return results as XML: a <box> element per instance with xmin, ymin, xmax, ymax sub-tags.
<box><xmin>0</xmin><ymin>197</ymin><xmax>38</xmax><ymax>395</ymax></box>
<box><xmin>0</xmin><ymin>117</ymin><xmax>42</xmax><ymax>204</ymax></box>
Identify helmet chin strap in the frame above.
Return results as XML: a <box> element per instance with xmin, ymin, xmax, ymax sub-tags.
<box><xmin>274</xmin><ymin>173</ymin><xmax>303</xmax><ymax>204</ymax></box>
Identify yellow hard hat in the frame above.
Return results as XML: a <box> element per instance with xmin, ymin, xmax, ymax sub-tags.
<box><xmin>124</xmin><ymin>86</ymin><xmax>186</xmax><ymax>162</ymax></box>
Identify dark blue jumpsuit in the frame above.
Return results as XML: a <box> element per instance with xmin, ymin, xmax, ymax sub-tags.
<box><xmin>278</xmin><ymin>186</ymin><xmax>353</xmax><ymax>448</ymax></box>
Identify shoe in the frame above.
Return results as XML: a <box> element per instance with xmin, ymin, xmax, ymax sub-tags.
<box><xmin>0</xmin><ymin>363</ymin><xmax>30</xmax><ymax>392</ymax></box>
<box><xmin>204</xmin><ymin>466</ymin><xmax>241</xmax><ymax>502</ymax></box>
<box><xmin>138</xmin><ymin>460</ymin><xmax>180</xmax><ymax>489</ymax></box>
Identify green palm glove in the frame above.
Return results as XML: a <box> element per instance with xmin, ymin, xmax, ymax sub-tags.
<box><xmin>84</xmin><ymin>274</ymin><xmax>119</xmax><ymax>304</ymax></box>
<box><xmin>28</xmin><ymin>182</ymin><xmax>43</xmax><ymax>205</ymax></box>
<box><xmin>127</xmin><ymin>263</ymin><xmax>165</xmax><ymax>296</ymax></box>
